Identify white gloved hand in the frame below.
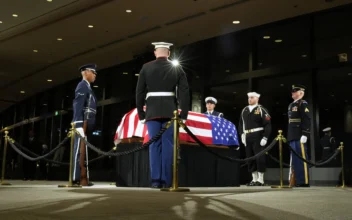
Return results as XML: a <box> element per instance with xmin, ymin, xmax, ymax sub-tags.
<box><xmin>300</xmin><ymin>135</ymin><xmax>307</xmax><ymax>144</ymax></box>
<box><xmin>260</xmin><ymin>138</ymin><xmax>267</xmax><ymax>146</ymax></box>
<box><xmin>76</xmin><ymin>127</ymin><xmax>85</xmax><ymax>137</ymax></box>
<box><xmin>140</xmin><ymin>119</ymin><xmax>146</xmax><ymax>124</ymax></box>
<box><xmin>182</xmin><ymin>119</ymin><xmax>186</xmax><ymax>124</ymax></box>
<box><xmin>241</xmin><ymin>133</ymin><xmax>246</xmax><ymax>146</ymax></box>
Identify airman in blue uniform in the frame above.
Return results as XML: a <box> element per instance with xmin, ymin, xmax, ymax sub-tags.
<box><xmin>204</xmin><ymin>97</ymin><xmax>223</xmax><ymax>117</ymax></box>
<box><xmin>72</xmin><ymin>64</ymin><xmax>97</xmax><ymax>186</ymax></box>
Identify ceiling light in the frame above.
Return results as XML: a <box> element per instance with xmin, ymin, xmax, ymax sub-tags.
<box><xmin>280</xmin><ymin>84</ymin><xmax>284</xmax><ymax>87</ymax></box>
<box><xmin>88</xmin><ymin>25</ymin><xmax>94</xmax><ymax>28</ymax></box>
<box><xmin>0</xmin><ymin>21</ymin><xmax>2</xmax><ymax>24</ymax></box>
<box><xmin>275</xmin><ymin>39</ymin><xmax>283</xmax><ymax>43</ymax></box>
<box><xmin>47</xmin><ymin>0</ymin><xmax>53</xmax><ymax>2</ymax></box>
<box><xmin>232</xmin><ymin>21</ymin><xmax>240</xmax><ymax>24</ymax></box>
<box><xmin>135</xmin><ymin>74</ymin><xmax>139</xmax><ymax>76</ymax></box>
<box><xmin>93</xmin><ymin>85</ymin><xmax>98</xmax><ymax>88</ymax></box>
<box><xmin>47</xmin><ymin>79</ymin><xmax>52</xmax><ymax>82</ymax></box>
<box><xmin>126</xmin><ymin>9</ymin><xmax>132</xmax><ymax>13</ymax></box>
<box><xmin>263</xmin><ymin>36</ymin><xmax>270</xmax><ymax>39</ymax></box>
<box><xmin>301</xmin><ymin>54</ymin><xmax>307</xmax><ymax>57</ymax></box>
<box><xmin>345</xmin><ymin>100</ymin><xmax>348</xmax><ymax>103</ymax></box>
<box><xmin>43</xmin><ymin>103</ymin><xmax>47</xmax><ymax>106</ymax></box>
<box><xmin>57</xmin><ymin>38</ymin><xmax>63</xmax><ymax>41</ymax></box>
<box><xmin>20</xmin><ymin>91</ymin><xmax>25</xmax><ymax>94</ymax></box>
<box><xmin>12</xmin><ymin>14</ymin><xmax>18</xmax><ymax>17</ymax></box>
<box><xmin>348</xmin><ymin>73</ymin><xmax>352</xmax><ymax>76</ymax></box>
<box><xmin>233</xmin><ymin>92</ymin><xmax>237</xmax><ymax>94</ymax></box>
<box><xmin>33</xmin><ymin>49</ymin><xmax>38</xmax><ymax>53</ymax></box>
<box><xmin>225</xmin><ymin>69</ymin><xmax>230</xmax><ymax>73</ymax></box>
<box><xmin>123</xmin><ymin>72</ymin><xmax>128</xmax><ymax>75</ymax></box>
<box><xmin>195</xmin><ymin>76</ymin><xmax>200</xmax><ymax>79</ymax></box>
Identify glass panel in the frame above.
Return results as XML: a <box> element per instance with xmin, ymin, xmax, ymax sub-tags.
<box><xmin>317</xmin><ymin>66</ymin><xmax>352</xmax><ymax>167</ymax></box>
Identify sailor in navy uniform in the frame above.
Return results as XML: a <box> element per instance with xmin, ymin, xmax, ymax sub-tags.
<box><xmin>320</xmin><ymin>127</ymin><xmax>336</xmax><ymax>161</ymax></box>
<box><xmin>136</xmin><ymin>42</ymin><xmax>190</xmax><ymax>188</ymax></box>
<box><xmin>204</xmin><ymin>97</ymin><xmax>223</xmax><ymax>117</ymax></box>
<box><xmin>287</xmin><ymin>84</ymin><xmax>311</xmax><ymax>187</ymax></box>
<box><xmin>72</xmin><ymin>64</ymin><xmax>97</xmax><ymax>186</ymax></box>
<box><xmin>239</xmin><ymin>92</ymin><xmax>271</xmax><ymax>186</ymax></box>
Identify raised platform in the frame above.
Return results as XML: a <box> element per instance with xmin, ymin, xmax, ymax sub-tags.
<box><xmin>115</xmin><ymin>140</ymin><xmax>240</xmax><ymax>187</ymax></box>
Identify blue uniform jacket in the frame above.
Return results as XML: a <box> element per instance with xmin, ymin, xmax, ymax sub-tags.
<box><xmin>72</xmin><ymin>80</ymin><xmax>97</xmax><ymax>129</ymax></box>
<box><xmin>204</xmin><ymin>111</ymin><xmax>223</xmax><ymax>117</ymax></box>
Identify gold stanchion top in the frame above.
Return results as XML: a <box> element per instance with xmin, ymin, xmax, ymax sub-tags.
<box><xmin>71</xmin><ymin>123</ymin><xmax>75</xmax><ymax>128</ymax></box>
<box><xmin>278</xmin><ymin>130</ymin><xmax>283</xmax><ymax>135</ymax></box>
<box><xmin>4</xmin><ymin>131</ymin><xmax>9</xmax><ymax>136</ymax></box>
<box><xmin>173</xmin><ymin>110</ymin><xmax>178</xmax><ymax>116</ymax></box>
<box><xmin>340</xmin><ymin>142</ymin><xmax>344</xmax><ymax>148</ymax></box>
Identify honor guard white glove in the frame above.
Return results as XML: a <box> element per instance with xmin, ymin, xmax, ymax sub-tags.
<box><xmin>241</xmin><ymin>133</ymin><xmax>246</xmax><ymax>146</ymax></box>
<box><xmin>182</xmin><ymin>119</ymin><xmax>186</xmax><ymax>124</ymax></box>
<box><xmin>140</xmin><ymin>119</ymin><xmax>146</xmax><ymax>124</ymax></box>
<box><xmin>300</xmin><ymin>135</ymin><xmax>307</xmax><ymax>144</ymax></box>
<box><xmin>76</xmin><ymin>127</ymin><xmax>85</xmax><ymax>138</ymax></box>
<box><xmin>260</xmin><ymin>138</ymin><xmax>267</xmax><ymax>146</ymax></box>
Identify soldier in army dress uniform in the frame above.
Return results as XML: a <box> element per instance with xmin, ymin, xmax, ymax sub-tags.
<box><xmin>287</xmin><ymin>84</ymin><xmax>311</xmax><ymax>187</ymax></box>
<box><xmin>136</xmin><ymin>42</ymin><xmax>190</xmax><ymax>188</ymax></box>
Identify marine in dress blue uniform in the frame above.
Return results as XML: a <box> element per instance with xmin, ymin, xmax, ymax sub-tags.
<box><xmin>72</xmin><ymin>64</ymin><xmax>97</xmax><ymax>186</ymax></box>
<box><xmin>136</xmin><ymin>42</ymin><xmax>190</xmax><ymax>188</ymax></box>
<box><xmin>204</xmin><ymin>97</ymin><xmax>224</xmax><ymax>117</ymax></box>
<box><xmin>287</xmin><ymin>84</ymin><xmax>311</xmax><ymax>187</ymax></box>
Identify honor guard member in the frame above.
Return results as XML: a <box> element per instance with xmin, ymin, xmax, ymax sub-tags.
<box><xmin>320</xmin><ymin>127</ymin><xmax>336</xmax><ymax>160</ymax></box>
<box><xmin>72</xmin><ymin>64</ymin><xmax>97</xmax><ymax>186</ymax></box>
<box><xmin>287</xmin><ymin>84</ymin><xmax>311</xmax><ymax>187</ymax></box>
<box><xmin>239</xmin><ymin>92</ymin><xmax>271</xmax><ymax>186</ymax></box>
<box><xmin>204</xmin><ymin>97</ymin><xmax>224</xmax><ymax>117</ymax></box>
<box><xmin>136</xmin><ymin>42</ymin><xmax>190</xmax><ymax>188</ymax></box>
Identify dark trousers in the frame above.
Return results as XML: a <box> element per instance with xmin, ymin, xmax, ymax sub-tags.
<box><xmin>289</xmin><ymin>141</ymin><xmax>309</xmax><ymax>185</ymax></box>
<box><xmin>146</xmin><ymin>119</ymin><xmax>174</xmax><ymax>187</ymax></box>
<box><xmin>72</xmin><ymin>134</ymin><xmax>89</xmax><ymax>182</ymax></box>
<box><xmin>23</xmin><ymin>159</ymin><xmax>36</xmax><ymax>180</ymax></box>
<box><xmin>245</xmin><ymin>134</ymin><xmax>266</xmax><ymax>173</ymax></box>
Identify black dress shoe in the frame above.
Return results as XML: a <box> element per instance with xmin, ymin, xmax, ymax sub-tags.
<box><xmin>161</xmin><ymin>184</ymin><xmax>171</xmax><ymax>189</ymax></box>
<box><xmin>87</xmin><ymin>182</ymin><xmax>94</xmax><ymax>186</ymax></box>
<box><xmin>255</xmin><ymin>181</ymin><xmax>265</xmax><ymax>186</ymax></box>
<box><xmin>151</xmin><ymin>185</ymin><xmax>161</xmax><ymax>189</ymax></box>
<box><xmin>295</xmin><ymin>184</ymin><xmax>310</xmax><ymax>187</ymax></box>
<box><xmin>246</xmin><ymin>181</ymin><xmax>256</xmax><ymax>186</ymax></box>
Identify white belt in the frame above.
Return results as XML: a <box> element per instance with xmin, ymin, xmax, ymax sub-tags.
<box><xmin>146</xmin><ymin>92</ymin><xmax>175</xmax><ymax>99</ymax></box>
<box><xmin>244</xmin><ymin>127</ymin><xmax>264</xmax><ymax>134</ymax></box>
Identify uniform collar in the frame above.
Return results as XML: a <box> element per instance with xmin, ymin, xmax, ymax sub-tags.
<box><xmin>156</xmin><ymin>57</ymin><xmax>168</xmax><ymax>60</ymax></box>
<box><xmin>293</xmin><ymin>98</ymin><xmax>301</xmax><ymax>103</ymax></box>
<box><xmin>83</xmin><ymin>79</ymin><xmax>90</xmax><ymax>87</ymax></box>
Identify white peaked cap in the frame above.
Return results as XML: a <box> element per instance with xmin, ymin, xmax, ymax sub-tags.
<box><xmin>322</xmin><ymin>127</ymin><xmax>331</xmax><ymax>132</ymax></box>
<box><xmin>247</xmin><ymin>92</ymin><xmax>261</xmax><ymax>98</ymax></box>
<box><xmin>205</xmin><ymin>97</ymin><xmax>217</xmax><ymax>104</ymax></box>
<box><xmin>152</xmin><ymin>42</ymin><xmax>173</xmax><ymax>49</ymax></box>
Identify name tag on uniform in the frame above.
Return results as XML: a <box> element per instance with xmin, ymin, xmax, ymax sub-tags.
<box><xmin>305</xmin><ymin>108</ymin><xmax>309</xmax><ymax>112</ymax></box>
<box><xmin>292</xmin><ymin>106</ymin><xmax>298</xmax><ymax>111</ymax></box>
<box><xmin>254</xmin><ymin>109</ymin><xmax>260</xmax><ymax>114</ymax></box>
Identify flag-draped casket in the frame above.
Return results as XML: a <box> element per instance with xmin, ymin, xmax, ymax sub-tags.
<box><xmin>114</xmin><ymin>108</ymin><xmax>239</xmax><ymax>146</ymax></box>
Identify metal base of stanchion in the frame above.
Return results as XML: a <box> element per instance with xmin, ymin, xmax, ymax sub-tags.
<box><xmin>271</xmin><ymin>185</ymin><xmax>292</xmax><ymax>189</ymax></box>
<box><xmin>160</xmin><ymin>187</ymin><xmax>190</xmax><ymax>192</ymax></box>
<box><xmin>109</xmin><ymin>183</ymin><xmax>115</xmax><ymax>185</ymax></box>
<box><xmin>336</xmin><ymin>185</ymin><xmax>349</xmax><ymax>188</ymax></box>
<box><xmin>0</xmin><ymin>182</ymin><xmax>11</xmax><ymax>186</ymax></box>
<box><xmin>58</xmin><ymin>184</ymin><xmax>82</xmax><ymax>188</ymax></box>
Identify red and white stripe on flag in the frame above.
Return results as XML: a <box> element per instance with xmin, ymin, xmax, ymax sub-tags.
<box><xmin>114</xmin><ymin>108</ymin><xmax>213</xmax><ymax>145</ymax></box>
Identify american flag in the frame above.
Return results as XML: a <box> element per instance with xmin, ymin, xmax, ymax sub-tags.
<box><xmin>114</xmin><ymin>108</ymin><xmax>239</xmax><ymax>146</ymax></box>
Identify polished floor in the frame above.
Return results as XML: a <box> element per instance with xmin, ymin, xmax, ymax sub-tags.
<box><xmin>0</xmin><ymin>181</ymin><xmax>351</xmax><ymax>220</ymax></box>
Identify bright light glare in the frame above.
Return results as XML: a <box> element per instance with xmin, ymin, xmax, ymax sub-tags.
<box><xmin>171</xmin><ymin>60</ymin><xmax>179</xmax><ymax>66</ymax></box>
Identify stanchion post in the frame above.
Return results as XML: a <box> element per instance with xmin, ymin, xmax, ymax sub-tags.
<box><xmin>337</xmin><ymin>142</ymin><xmax>346</xmax><ymax>188</ymax></box>
<box><xmin>58</xmin><ymin>123</ymin><xmax>81</xmax><ymax>188</ymax></box>
<box><xmin>271</xmin><ymin>130</ymin><xmax>291</xmax><ymax>189</ymax></box>
<box><xmin>1</xmin><ymin>131</ymin><xmax>11</xmax><ymax>185</ymax></box>
<box><xmin>161</xmin><ymin>111</ymin><xmax>189</xmax><ymax>192</ymax></box>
